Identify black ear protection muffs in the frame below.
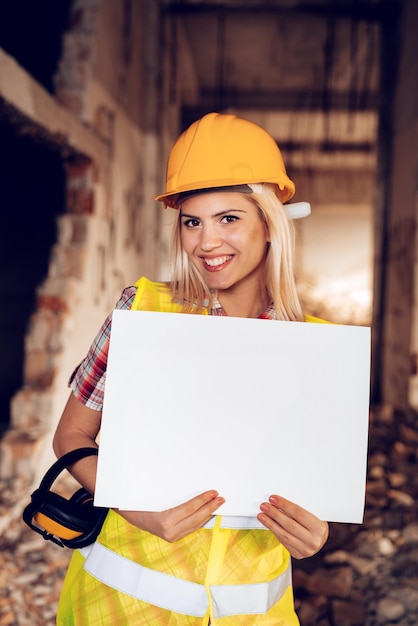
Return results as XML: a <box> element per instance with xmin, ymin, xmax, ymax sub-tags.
<box><xmin>22</xmin><ymin>447</ymin><xmax>108</xmax><ymax>549</ymax></box>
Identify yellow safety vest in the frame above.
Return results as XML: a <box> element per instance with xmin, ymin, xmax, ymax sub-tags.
<box><xmin>57</xmin><ymin>277</ymin><xmax>303</xmax><ymax>626</ymax></box>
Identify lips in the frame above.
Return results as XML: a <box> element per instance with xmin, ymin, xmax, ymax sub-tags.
<box><xmin>202</xmin><ymin>255</ymin><xmax>233</xmax><ymax>271</ymax></box>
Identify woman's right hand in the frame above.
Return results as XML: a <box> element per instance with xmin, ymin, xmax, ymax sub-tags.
<box><xmin>117</xmin><ymin>490</ymin><xmax>225</xmax><ymax>542</ymax></box>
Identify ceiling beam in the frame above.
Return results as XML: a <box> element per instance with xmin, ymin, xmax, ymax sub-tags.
<box><xmin>203</xmin><ymin>88</ymin><xmax>378</xmax><ymax>110</ymax></box>
<box><xmin>163</xmin><ymin>1</ymin><xmax>400</xmax><ymax>23</ymax></box>
<box><xmin>182</xmin><ymin>87</ymin><xmax>379</xmax><ymax>126</ymax></box>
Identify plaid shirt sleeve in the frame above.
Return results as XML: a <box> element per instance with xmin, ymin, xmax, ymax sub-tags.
<box><xmin>69</xmin><ymin>286</ymin><xmax>137</xmax><ymax>411</ymax></box>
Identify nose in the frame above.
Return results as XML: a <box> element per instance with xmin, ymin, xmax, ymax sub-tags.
<box><xmin>199</xmin><ymin>223</ymin><xmax>222</xmax><ymax>251</ymax></box>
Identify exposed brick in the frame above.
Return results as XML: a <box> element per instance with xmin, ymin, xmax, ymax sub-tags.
<box><xmin>66</xmin><ymin>188</ymin><xmax>94</xmax><ymax>214</ymax></box>
<box><xmin>0</xmin><ymin>429</ymin><xmax>41</xmax><ymax>479</ymax></box>
<box><xmin>23</xmin><ymin>353</ymin><xmax>55</xmax><ymax>389</ymax></box>
<box><xmin>36</xmin><ymin>295</ymin><xmax>67</xmax><ymax>313</ymax></box>
<box><xmin>65</xmin><ymin>160</ymin><xmax>91</xmax><ymax>178</ymax></box>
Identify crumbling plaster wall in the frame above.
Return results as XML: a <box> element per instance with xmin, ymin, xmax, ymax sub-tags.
<box><xmin>0</xmin><ymin>46</ymin><xmax>110</xmax><ymax>482</ymax></box>
<box><xmin>0</xmin><ymin>0</ymin><xmax>181</xmax><ymax>483</ymax></box>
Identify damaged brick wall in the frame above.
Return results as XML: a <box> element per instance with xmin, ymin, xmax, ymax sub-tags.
<box><xmin>0</xmin><ymin>154</ymin><xmax>97</xmax><ymax>480</ymax></box>
<box><xmin>0</xmin><ymin>0</ymin><xmax>170</xmax><ymax>483</ymax></box>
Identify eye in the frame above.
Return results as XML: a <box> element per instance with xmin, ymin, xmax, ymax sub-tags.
<box><xmin>182</xmin><ymin>218</ymin><xmax>201</xmax><ymax>228</ymax></box>
<box><xmin>220</xmin><ymin>214</ymin><xmax>239</xmax><ymax>224</ymax></box>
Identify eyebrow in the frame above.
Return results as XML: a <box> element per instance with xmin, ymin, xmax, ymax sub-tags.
<box><xmin>180</xmin><ymin>209</ymin><xmax>248</xmax><ymax>219</ymax></box>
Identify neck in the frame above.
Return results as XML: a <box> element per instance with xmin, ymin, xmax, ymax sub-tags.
<box><xmin>217</xmin><ymin>281</ymin><xmax>270</xmax><ymax>318</ymax></box>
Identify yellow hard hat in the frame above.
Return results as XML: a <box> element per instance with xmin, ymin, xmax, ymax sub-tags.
<box><xmin>155</xmin><ymin>112</ymin><xmax>295</xmax><ymax>208</ymax></box>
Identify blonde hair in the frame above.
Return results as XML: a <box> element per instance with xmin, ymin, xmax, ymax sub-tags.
<box><xmin>170</xmin><ymin>183</ymin><xmax>303</xmax><ymax>321</ymax></box>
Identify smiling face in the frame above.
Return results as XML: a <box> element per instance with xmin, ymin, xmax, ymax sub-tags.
<box><xmin>180</xmin><ymin>191</ymin><xmax>270</xmax><ymax>314</ymax></box>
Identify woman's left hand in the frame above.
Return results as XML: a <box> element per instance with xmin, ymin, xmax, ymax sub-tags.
<box><xmin>257</xmin><ymin>495</ymin><xmax>329</xmax><ymax>559</ymax></box>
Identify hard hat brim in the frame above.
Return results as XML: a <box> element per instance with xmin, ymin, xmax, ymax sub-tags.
<box><xmin>155</xmin><ymin>177</ymin><xmax>295</xmax><ymax>209</ymax></box>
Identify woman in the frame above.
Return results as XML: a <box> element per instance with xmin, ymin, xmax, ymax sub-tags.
<box><xmin>54</xmin><ymin>112</ymin><xmax>329</xmax><ymax>625</ymax></box>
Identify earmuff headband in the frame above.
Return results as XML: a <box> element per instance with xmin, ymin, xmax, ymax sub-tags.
<box><xmin>23</xmin><ymin>447</ymin><xmax>108</xmax><ymax>549</ymax></box>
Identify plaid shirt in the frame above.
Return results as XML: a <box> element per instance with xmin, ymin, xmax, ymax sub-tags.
<box><xmin>70</xmin><ymin>285</ymin><xmax>276</xmax><ymax>411</ymax></box>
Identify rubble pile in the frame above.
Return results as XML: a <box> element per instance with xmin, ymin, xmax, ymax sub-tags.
<box><xmin>294</xmin><ymin>405</ymin><xmax>418</xmax><ymax>625</ymax></box>
<box><xmin>0</xmin><ymin>477</ymin><xmax>71</xmax><ymax>626</ymax></box>
<box><xmin>0</xmin><ymin>405</ymin><xmax>417</xmax><ymax>625</ymax></box>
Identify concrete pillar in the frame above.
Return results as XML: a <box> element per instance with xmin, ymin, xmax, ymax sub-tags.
<box><xmin>380</xmin><ymin>0</ymin><xmax>418</xmax><ymax>409</ymax></box>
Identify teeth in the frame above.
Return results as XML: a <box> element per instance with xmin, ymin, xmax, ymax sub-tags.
<box><xmin>204</xmin><ymin>255</ymin><xmax>232</xmax><ymax>267</ymax></box>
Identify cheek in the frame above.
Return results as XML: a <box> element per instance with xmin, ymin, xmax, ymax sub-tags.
<box><xmin>246</xmin><ymin>223</ymin><xmax>269</xmax><ymax>249</ymax></box>
<box><xmin>180</xmin><ymin>231</ymin><xmax>197</xmax><ymax>256</ymax></box>
<box><xmin>249</xmin><ymin>232</ymin><xmax>269</xmax><ymax>263</ymax></box>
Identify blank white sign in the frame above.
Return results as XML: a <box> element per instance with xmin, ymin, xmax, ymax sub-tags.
<box><xmin>94</xmin><ymin>310</ymin><xmax>371</xmax><ymax>523</ymax></box>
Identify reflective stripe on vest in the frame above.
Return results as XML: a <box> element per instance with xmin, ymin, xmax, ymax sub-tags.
<box><xmin>202</xmin><ymin>515</ymin><xmax>266</xmax><ymax>529</ymax></box>
<box><xmin>80</xmin><ymin>542</ymin><xmax>292</xmax><ymax>619</ymax></box>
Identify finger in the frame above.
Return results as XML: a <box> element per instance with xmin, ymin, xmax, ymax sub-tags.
<box><xmin>268</xmin><ymin>495</ymin><xmax>329</xmax><ymax>547</ymax></box>
<box><xmin>268</xmin><ymin>495</ymin><xmax>318</xmax><ymax>529</ymax></box>
<box><xmin>167</xmin><ymin>490</ymin><xmax>222</xmax><ymax>524</ymax></box>
<box><xmin>259</xmin><ymin>502</ymin><xmax>311</xmax><ymax>543</ymax></box>
<box><xmin>173</xmin><ymin>495</ymin><xmax>225</xmax><ymax>540</ymax></box>
<box><xmin>257</xmin><ymin>509</ymin><xmax>314</xmax><ymax>559</ymax></box>
<box><xmin>160</xmin><ymin>491</ymin><xmax>224</xmax><ymax>540</ymax></box>
<box><xmin>258</xmin><ymin>499</ymin><xmax>328</xmax><ymax>559</ymax></box>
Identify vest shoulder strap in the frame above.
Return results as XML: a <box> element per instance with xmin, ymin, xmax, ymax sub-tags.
<box><xmin>304</xmin><ymin>313</ymin><xmax>331</xmax><ymax>324</ymax></box>
<box><xmin>133</xmin><ymin>277</ymin><xmax>323</xmax><ymax>322</ymax></box>
<box><xmin>131</xmin><ymin>276</ymin><xmax>208</xmax><ymax>314</ymax></box>
<box><xmin>131</xmin><ymin>277</ymin><xmax>184</xmax><ymax>313</ymax></box>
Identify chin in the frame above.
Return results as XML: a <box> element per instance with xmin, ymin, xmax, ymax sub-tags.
<box><xmin>208</xmin><ymin>282</ymin><xmax>233</xmax><ymax>293</ymax></box>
